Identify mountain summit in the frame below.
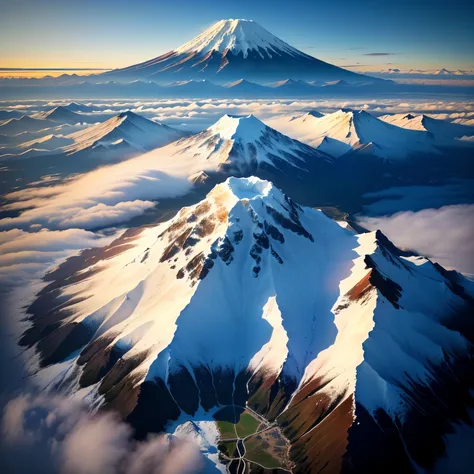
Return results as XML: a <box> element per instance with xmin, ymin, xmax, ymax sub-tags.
<box><xmin>174</xmin><ymin>19</ymin><xmax>304</xmax><ymax>59</ymax></box>
<box><xmin>104</xmin><ymin>19</ymin><xmax>380</xmax><ymax>84</ymax></box>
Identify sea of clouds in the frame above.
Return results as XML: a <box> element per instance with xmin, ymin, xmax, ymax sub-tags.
<box><xmin>1</xmin><ymin>97</ymin><xmax>473</xmax><ymax>132</ymax></box>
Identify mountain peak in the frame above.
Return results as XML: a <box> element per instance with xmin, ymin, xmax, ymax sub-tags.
<box><xmin>174</xmin><ymin>113</ymin><xmax>331</xmax><ymax>174</ymax></box>
<box><xmin>32</xmin><ymin>106</ymin><xmax>81</xmax><ymax>122</ymax></box>
<box><xmin>117</xmin><ymin>110</ymin><xmax>140</xmax><ymax>119</ymax></box>
<box><xmin>305</xmin><ymin>110</ymin><xmax>324</xmax><ymax>118</ymax></box>
<box><xmin>105</xmin><ymin>19</ymin><xmax>380</xmax><ymax>84</ymax></box>
<box><xmin>218</xmin><ymin>18</ymin><xmax>255</xmax><ymax>24</ymax></box>
<box><xmin>208</xmin><ymin>114</ymin><xmax>266</xmax><ymax>140</ymax></box>
<box><xmin>220</xmin><ymin>176</ymin><xmax>274</xmax><ymax>201</ymax></box>
<box><xmin>175</xmin><ymin>18</ymin><xmax>301</xmax><ymax>59</ymax></box>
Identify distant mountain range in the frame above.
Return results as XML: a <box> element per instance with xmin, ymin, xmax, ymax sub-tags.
<box><xmin>0</xmin><ymin>76</ymin><xmax>399</xmax><ymax>100</ymax></box>
<box><xmin>0</xmin><ymin>110</ymin><xmax>188</xmax><ymax>161</ymax></box>
<box><xmin>2</xmin><ymin>106</ymin><xmax>473</xmax><ymax>165</ymax></box>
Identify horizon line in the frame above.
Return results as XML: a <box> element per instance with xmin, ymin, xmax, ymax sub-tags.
<box><xmin>0</xmin><ymin>68</ymin><xmax>111</xmax><ymax>71</ymax></box>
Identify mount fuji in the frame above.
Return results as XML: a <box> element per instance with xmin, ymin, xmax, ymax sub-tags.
<box><xmin>102</xmin><ymin>19</ymin><xmax>382</xmax><ymax>84</ymax></box>
<box><xmin>19</xmin><ymin>177</ymin><xmax>474</xmax><ymax>473</ymax></box>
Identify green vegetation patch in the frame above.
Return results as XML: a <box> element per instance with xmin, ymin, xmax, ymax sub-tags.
<box><xmin>216</xmin><ymin>419</ymin><xmax>237</xmax><ymax>439</ymax></box>
<box><xmin>235</xmin><ymin>411</ymin><xmax>261</xmax><ymax>438</ymax></box>
<box><xmin>218</xmin><ymin>440</ymin><xmax>237</xmax><ymax>458</ymax></box>
<box><xmin>245</xmin><ymin>438</ymin><xmax>281</xmax><ymax>469</ymax></box>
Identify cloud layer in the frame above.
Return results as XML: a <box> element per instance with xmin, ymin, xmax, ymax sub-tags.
<box><xmin>1</xmin><ymin>97</ymin><xmax>473</xmax><ymax>132</ymax></box>
<box><xmin>2</xmin><ymin>393</ymin><xmax>203</xmax><ymax>474</ymax></box>
<box><xmin>358</xmin><ymin>204</ymin><xmax>474</xmax><ymax>274</ymax></box>
<box><xmin>0</xmin><ymin>228</ymin><xmax>118</xmax><ymax>287</ymax></box>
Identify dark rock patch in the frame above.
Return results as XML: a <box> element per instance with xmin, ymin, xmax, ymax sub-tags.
<box><xmin>127</xmin><ymin>378</ymin><xmax>181</xmax><ymax>439</ymax></box>
<box><xmin>168</xmin><ymin>364</ymin><xmax>200</xmax><ymax>416</ymax></box>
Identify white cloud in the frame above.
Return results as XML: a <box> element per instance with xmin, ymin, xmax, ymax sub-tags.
<box><xmin>3</xmin><ymin>98</ymin><xmax>472</xmax><ymax>132</ymax></box>
<box><xmin>0</xmin><ymin>228</ymin><xmax>116</xmax><ymax>286</ymax></box>
<box><xmin>53</xmin><ymin>200</ymin><xmax>156</xmax><ymax>229</ymax></box>
<box><xmin>2</xmin><ymin>393</ymin><xmax>203</xmax><ymax>474</ymax></box>
<box><xmin>1</xmin><ymin>168</ymin><xmax>192</xmax><ymax>231</ymax></box>
<box><xmin>358</xmin><ymin>204</ymin><xmax>474</xmax><ymax>274</ymax></box>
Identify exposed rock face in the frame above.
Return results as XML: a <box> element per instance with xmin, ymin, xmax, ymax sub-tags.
<box><xmin>20</xmin><ymin>177</ymin><xmax>474</xmax><ymax>473</ymax></box>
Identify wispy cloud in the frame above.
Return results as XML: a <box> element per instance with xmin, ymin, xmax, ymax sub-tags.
<box><xmin>363</xmin><ymin>52</ymin><xmax>400</xmax><ymax>56</ymax></box>
<box><xmin>339</xmin><ymin>64</ymin><xmax>372</xmax><ymax>68</ymax></box>
<box><xmin>0</xmin><ymin>228</ymin><xmax>117</xmax><ymax>287</ymax></box>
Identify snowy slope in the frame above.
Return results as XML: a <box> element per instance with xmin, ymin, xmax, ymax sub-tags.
<box><xmin>0</xmin><ymin>109</ymin><xmax>24</xmax><ymax>121</ymax></box>
<box><xmin>33</xmin><ymin>106</ymin><xmax>85</xmax><ymax>124</ymax></box>
<box><xmin>103</xmin><ymin>19</ymin><xmax>380</xmax><ymax>84</ymax></box>
<box><xmin>0</xmin><ymin>115</ymin><xmax>56</xmax><ymax>135</ymax></box>
<box><xmin>64</xmin><ymin>111</ymin><xmax>188</xmax><ymax>154</ymax></box>
<box><xmin>174</xmin><ymin>19</ymin><xmax>303</xmax><ymax>59</ymax></box>
<box><xmin>175</xmin><ymin>113</ymin><xmax>332</xmax><ymax>174</ymax></box>
<box><xmin>278</xmin><ymin>230</ymin><xmax>474</xmax><ymax>472</ymax></box>
<box><xmin>19</xmin><ymin>177</ymin><xmax>474</xmax><ymax>473</ymax></box>
<box><xmin>17</xmin><ymin>134</ymin><xmax>75</xmax><ymax>151</ymax></box>
<box><xmin>0</xmin><ymin>123</ymin><xmax>89</xmax><ymax>149</ymax></box>
<box><xmin>63</xmin><ymin>102</ymin><xmax>94</xmax><ymax>113</ymax></box>
<box><xmin>380</xmin><ymin>113</ymin><xmax>474</xmax><ymax>143</ymax></box>
<box><xmin>269</xmin><ymin>109</ymin><xmax>439</xmax><ymax>159</ymax></box>
<box><xmin>224</xmin><ymin>79</ymin><xmax>270</xmax><ymax>95</ymax></box>
<box><xmin>0</xmin><ymin>106</ymin><xmax>107</xmax><ymax>141</ymax></box>
<box><xmin>268</xmin><ymin>111</ymin><xmax>351</xmax><ymax>158</ymax></box>
<box><xmin>21</xmin><ymin>176</ymin><xmax>358</xmax><ymax>403</ymax></box>
<box><xmin>435</xmin><ymin>68</ymin><xmax>452</xmax><ymax>75</ymax></box>
<box><xmin>0</xmin><ymin>111</ymin><xmax>188</xmax><ymax>161</ymax></box>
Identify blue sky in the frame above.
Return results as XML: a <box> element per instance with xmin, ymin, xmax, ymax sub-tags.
<box><xmin>1</xmin><ymin>0</ymin><xmax>473</xmax><ymax>72</ymax></box>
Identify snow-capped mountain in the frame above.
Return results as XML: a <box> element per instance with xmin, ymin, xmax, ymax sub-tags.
<box><xmin>64</xmin><ymin>111</ymin><xmax>188</xmax><ymax>155</ymax></box>
<box><xmin>0</xmin><ymin>109</ymin><xmax>24</xmax><ymax>121</ymax></box>
<box><xmin>268</xmin><ymin>109</ymin><xmax>438</xmax><ymax>159</ymax></box>
<box><xmin>0</xmin><ymin>115</ymin><xmax>56</xmax><ymax>135</ymax></box>
<box><xmin>322</xmin><ymin>79</ymin><xmax>351</xmax><ymax>87</ymax></box>
<box><xmin>0</xmin><ymin>106</ymin><xmax>110</xmax><ymax>139</ymax></box>
<box><xmin>164</xmin><ymin>79</ymin><xmax>225</xmax><ymax>96</ymax></box>
<box><xmin>20</xmin><ymin>177</ymin><xmax>474</xmax><ymax>473</ymax></box>
<box><xmin>168</xmin><ymin>113</ymin><xmax>332</xmax><ymax>175</ymax></box>
<box><xmin>0</xmin><ymin>111</ymin><xmax>188</xmax><ymax>161</ymax></box>
<box><xmin>224</xmin><ymin>78</ymin><xmax>270</xmax><ymax>96</ymax></box>
<box><xmin>16</xmin><ymin>133</ymin><xmax>75</xmax><ymax>151</ymax></box>
<box><xmin>32</xmin><ymin>105</ymin><xmax>86</xmax><ymax>123</ymax></box>
<box><xmin>103</xmin><ymin>19</ymin><xmax>381</xmax><ymax>84</ymax></box>
<box><xmin>380</xmin><ymin>113</ymin><xmax>474</xmax><ymax>142</ymax></box>
<box><xmin>62</xmin><ymin>101</ymin><xmax>94</xmax><ymax>113</ymax></box>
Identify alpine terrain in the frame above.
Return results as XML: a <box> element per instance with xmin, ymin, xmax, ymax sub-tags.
<box><xmin>20</xmin><ymin>177</ymin><xmax>474</xmax><ymax>474</ymax></box>
<box><xmin>268</xmin><ymin>109</ymin><xmax>440</xmax><ymax>159</ymax></box>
